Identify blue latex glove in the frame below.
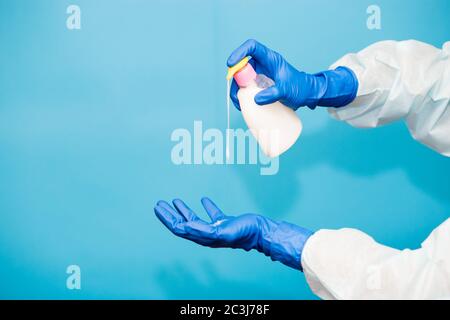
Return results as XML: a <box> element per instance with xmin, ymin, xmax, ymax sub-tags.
<box><xmin>154</xmin><ymin>197</ymin><xmax>313</xmax><ymax>271</ymax></box>
<box><xmin>227</xmin><ymin>39</ymin><xmax>358</xmax><ymax>111</ymax></box>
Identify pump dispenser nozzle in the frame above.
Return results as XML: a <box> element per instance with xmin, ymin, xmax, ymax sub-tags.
<box><xmin>226</xmin><ymin>57</ymin><xmax>251</xmax><ymax>80</ymax></box>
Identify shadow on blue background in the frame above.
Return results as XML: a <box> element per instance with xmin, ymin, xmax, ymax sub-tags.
<box><xmin>0</xmin><ymin>0</ymin><xmax>449</xmax><ymax>299</ymax></box>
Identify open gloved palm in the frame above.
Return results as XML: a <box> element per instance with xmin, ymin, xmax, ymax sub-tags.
<box><xmin>154</xmin><ymin>197</ymin><xmax>268</xmax><ymax>251</ymax></box>
<box><xmin>154</xmin><ymin>197</ymin><xmax>313</xmax><ymax>271</ymax></box>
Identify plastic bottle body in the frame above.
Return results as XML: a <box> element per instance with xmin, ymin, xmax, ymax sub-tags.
<box><xmin>237</xmin><ymin>74</ymin><xmax>302</xmax><ymax>158</ymax></box>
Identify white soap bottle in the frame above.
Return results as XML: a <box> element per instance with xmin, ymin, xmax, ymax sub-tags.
<box><xmin>228</xmin><ymin>58</ymin><xmax>302</xmax><ymax>158</ymax></box>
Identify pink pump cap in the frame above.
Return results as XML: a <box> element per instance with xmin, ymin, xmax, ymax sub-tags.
<box><xmin>234</xmin><ymin>63</ymin><xmax>257</xmax><ymax>87</ymax></box>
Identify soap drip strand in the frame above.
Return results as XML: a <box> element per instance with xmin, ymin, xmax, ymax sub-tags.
<box><xmin>226</xmin><ymin>79</ymin><xmax>231</xmax><ymax>159</ymax></box>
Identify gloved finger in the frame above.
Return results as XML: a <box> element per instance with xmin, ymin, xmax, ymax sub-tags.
<box><xmin>172</xmin><ymin>199</ymin><xmax>199</xmax><ymax>222</ymax></box>
<box><xmin>248</xmin><ymin>58</ymin><xmax>263</xmax><ymax>74</ymax></box>
<box><xmin>154</xmin><ymin>205</ymin><xmax>185</xmax><ymax>236</ymax></box>
<box><xmin>254</xmin><ymin>85</ymin><xmax>283</xmax><ymax>105</ymax></box>
<box><xmin>201</xmin><ymin>197</ymin><xmax>226</xmax><ymax>223</ymax></box>
<box><xmin>227</xmin><ymin>39</ymin><xmax>270</xmax><ymax>67</ymax></box>
<box><xmin>183</xmin><ymin>220</ymin><xmax>219</xmax><ymax>245</ymax></box>
<box><xmin>230</xmin><ymin>79</ymin><xmax>241</xmax><ymax>111</ymax></box>
<box><xmin>157</xmin><ymin>200</ymin><xmax>185</xmax><ymax>222</ymax></box>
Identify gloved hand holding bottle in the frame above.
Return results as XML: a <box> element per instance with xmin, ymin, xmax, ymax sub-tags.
<box><xmin>227</xmin><ymin>39</ymin><xmax>358</xmax><ymax>111</ymax></box>
<box><xmin>154</xmin><ymin>197</ymin><xmax>313</xmax><ymax>270</ymax></box>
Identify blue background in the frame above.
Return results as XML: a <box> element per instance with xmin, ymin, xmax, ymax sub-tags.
<box><xmin>0</xmin><ymin>0</ymin><xmax>449</xmax><ymax>299</ymax></box>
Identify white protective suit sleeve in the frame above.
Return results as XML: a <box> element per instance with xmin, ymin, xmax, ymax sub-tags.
<box><xmin>328</xmin><ymin>40</ymin><xmax>450</xmax><ymax>156</ymax></box>
<box><xmin>301</xmin><ymin>40</ymin><xmax>450</xmax><ymax>300</ymax></box>
<box><xmin>302</xmin><ymin>219</ymin><xmax>450</xmax><ymax>300</ymax></box>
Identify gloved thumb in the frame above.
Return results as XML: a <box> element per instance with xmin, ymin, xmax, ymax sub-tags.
<box><xmin>254</xmin><ymin>86</ymin><xmax>282</xmax><ymax>105</ymax></box>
